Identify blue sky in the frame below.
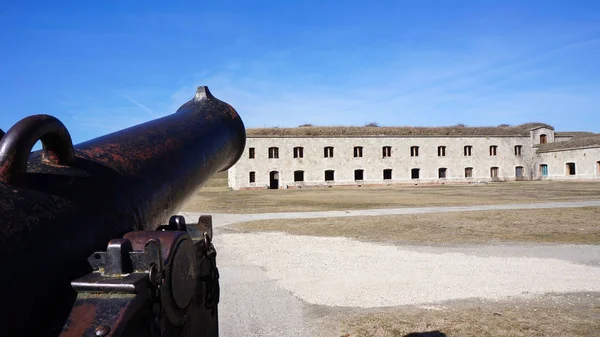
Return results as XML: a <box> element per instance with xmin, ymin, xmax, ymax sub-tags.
<box><xmin>1</xmin><ymin>1</ymin><xmax>599</xmax><ymax>145</ymax></box>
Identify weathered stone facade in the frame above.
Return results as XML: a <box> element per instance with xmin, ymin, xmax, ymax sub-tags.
<box><xmin>228</xmin><ymin>124</ymin><xmax>600</xmax><ymax>190</ymax></box>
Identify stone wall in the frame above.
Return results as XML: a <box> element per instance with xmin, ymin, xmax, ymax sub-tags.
<box><xmin>229</xmin><ymin>135</ymin><xmax>536</xmax><ymax>189</ymax></box>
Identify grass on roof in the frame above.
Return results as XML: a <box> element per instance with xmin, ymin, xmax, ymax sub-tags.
<box><xmin>246</xmin><ymin>123</ymin><xmax>554</xmax><ymax>137</ymax></box>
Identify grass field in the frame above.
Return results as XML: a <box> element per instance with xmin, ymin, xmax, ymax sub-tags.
<box><xmin>185</xmin><ymin>173</ymin><xmax>600</xmax><ymax>213</ymax></box>
<box><xmin>232</xmin><ymin>206</ymin><xmax>600</xmax><ymax>244</ymax></box>
<box><xmin>331</xmin><ymin>293</ymin><xmax>600</xmax><ymax>337</ymax></box>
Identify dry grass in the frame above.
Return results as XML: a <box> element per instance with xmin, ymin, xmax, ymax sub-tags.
<box><xmin>183</xmin><ymin>180</ymin><xmax>600</xmax><ymax>214</ymax></box>
<box><xmin>202</xmin><ymin>170</ymin><xmax>228</xmax><ymax>188</ymax></box>
<box><xmin>246</xmin><ymin>123</ymin><xmax>553</xmax><ymax>137</ymax></box>
<box><xmin>330</xmin><ymin>293</ymin><xmax>600</xmax><ymax>337</ymax></box>
<box><xmin>232</xmin><ymin>207</ymin><xmax>600</xmax><ymax>244</ymax></box>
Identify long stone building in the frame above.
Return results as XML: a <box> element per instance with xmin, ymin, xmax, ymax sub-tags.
<box><xmin>227</xmin><ymin>123</ymin><xmax>600</xmax><ymax>190</ymax></box>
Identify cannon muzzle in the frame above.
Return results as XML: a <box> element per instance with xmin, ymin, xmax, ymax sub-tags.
<box><xmin>0</xmin><ymin>86</ymin><xmax>245</xmax><ymax>336</ymax></box>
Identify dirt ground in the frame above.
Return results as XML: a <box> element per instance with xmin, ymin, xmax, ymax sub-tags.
<box><xmin>185</xmin><ymin>174</ymin><xmax>600</xmax><ymax>213</ymax></box>
<box><xmin>231</xmin><ymin>206</ymin><xmax>600</xmax><ymax>245</ymax></box>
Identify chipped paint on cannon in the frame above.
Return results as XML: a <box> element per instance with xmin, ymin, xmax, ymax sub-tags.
<box><xmin>0</xmin><ymin>86</ymin><xmax>245</xmax><ymax>337</ymax></box>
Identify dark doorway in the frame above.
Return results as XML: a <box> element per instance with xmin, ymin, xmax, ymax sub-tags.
<box><xmin>566</xmin><ymin>162</ymin><xmax>576</xmax><ymax>175</ymax></box>
<box><xmin>325</xmin><ymin>170</ymin><xmax>335</xmax><ymax>181</ymax></box>
<box><xmin>411</xmin><ymin>168</ymin><xmax>420</xmax><ymax>179</ymax></box>
<box><xmin>383</xmin><ymin>169</ymin><xmax>392</xmax><ymax>180</ymax></box>
<box><xmin>354</xmin><ymin>169</ymin><xmax>364</xmax><ymax>180</ymax></box>
<box><xmin>438</xmin><ymin>168</ymin><xmax>447</xmax><ymax>178</ymax></box>
<box><xmin>269</xmin><ymin>171</ymin><xmax>279</xmax><ymax>189</ymax></box>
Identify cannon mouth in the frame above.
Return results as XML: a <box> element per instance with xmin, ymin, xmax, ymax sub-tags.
<box><xmin>175</xmin><ymin>86</ymin><xmax>247</xmax><ymax>173</ymax></box>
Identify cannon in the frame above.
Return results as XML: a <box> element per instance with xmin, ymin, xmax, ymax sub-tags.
<box><xmin>0</xmin><ymin>86</ymin><xmax>246</xmax><ymax>337</ymax></box>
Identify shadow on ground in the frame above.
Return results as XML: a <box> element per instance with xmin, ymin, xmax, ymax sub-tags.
<box><xmin>404</xmin><ymin>332</ymin><xmax>446</xmax><ymax>337</ymax></box>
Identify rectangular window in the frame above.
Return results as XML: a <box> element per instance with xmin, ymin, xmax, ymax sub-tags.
<box><xmin>268</xmin><ymin>147</ymin><xmax>279</xmax><ymax>159</ymax></box>
<box><xmin>354</xmin><ymin>169</ymin><xmax>364</xmax><ymax>180</ymax></box>
<box><xmin>514</xmin><ymin>145</ymin><xmax>522</xmax><ymax>156</ymax></box>
<box><xmin>438</xmin><ymin>146</ymin><xmax>446</xmax><ymax>157</ymax></box>
<box><xmin>325</xmin><ymin>170</ymin><xmax>334</xmax><ymax>181</ymax></box>
<box><xmin>597</xmin><ymin>161</ymin><xmax>600</xmax><ymax>175</ymax></box>
<box><xmin>489</xmin><ymin>146</ymin><xmax>497</xmax><ymax>156</ymax></box>
<box><xmin>438</xmin><ymin>168</ymin><xmax>447</xmax><ymax>178</ymax></box>
<box><xmin>465</xmin><ymin>167</ymin><xmax>473</xmax><ymax>178</ymax></box>
<box><xmin>490</xmin><ymin>167</ymin><xmax>499</xmax><ymax>178</ymax></box>
<box><xmin>540</xmin><ymin>164</ymin><xmax>548</xmax><ymax>177</ymax></box>
<box><xmin>464</xmin><ymin>145</ymin><xmax>472</xmax><ymax>156</ymax></box>
<box><xmin>249</xmin><ymin>171</ymin><xmax>256</xmax><ymax>183</ymax></box>
<box><xmin>382</xmin><ymin>146</ymin><xmax>392</xmax><ymax>158</ymax></box>
<box><xmin>383</xmin><ymin>169</ymin><xmax>392</xmax><ymax>180</ymax></box>
<box><xmin>324</xmin><ymin>146</ymin><xmax>334</xmax><ymax>158</ymax></box>
<box><xmin>294</xmin><ymin>170</ymin><xmax>304</xmax><ymax>182</ymax></box>
<box><xmin>410</xmin><ymin>146</ymin><xmax>419</xmax><ymax>157</ymax></box>
<box><xmin>293</xmin><ymin>146</ymin><xmax>304</xmax><ymax>158</ymax></box>
<box><xmin>411</xmin><ymin>168</ymin><xmax>420</xmax><ymax>179</ymax></box>
<box><xmin>566</xmin><ymin>162</ymin><xmax>576</xmax><ymax>175</ymax></box>
<box><xmin>354</xmin><ymin>146</ymin><xmax>363</xmax><ymax>157</ymax></box>
<box><xmin>249</xmin><ymin>147</ymin><xmax>255</xmax><ymax>159</ymax></box>
<box><xmin>540</xmin><ymin>134</ymin><xmax>547</xmax><ymax>144</ymax></box>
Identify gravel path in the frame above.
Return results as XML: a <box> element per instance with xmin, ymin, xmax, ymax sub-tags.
<box><xmin>177</xmin><ymin>200</ymin><xmax>600</xmax><ymax>336</ymax></box>
<box><xmin>181</xmin><ymin>199</ymin><xmax>600</xmax><ymax>227</ymax></box>
<box><xmin>217</xmin><ymin>232</ymin><xmax>600</xmax><ymax>308</ymax></box>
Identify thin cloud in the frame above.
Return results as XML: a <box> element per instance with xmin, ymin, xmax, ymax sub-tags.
<box><xmin>123</xmin><ymin>95</ymin><xmax>156</xmax><ymax>117</ymax></box>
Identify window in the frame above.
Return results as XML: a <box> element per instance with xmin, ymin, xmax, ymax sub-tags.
<box><xmin>465</xmin><ymin>167</ymin><xmax>473</xmax><ymax>178</ymax></box>
<box><xmin>325</xmin><ymin>170</ymin><xmax>335</xmax><ymax>181</ymax></box>
<box><xmin>438</xmin><ymin>146</ymin><xmax>446</xmax><ymax>157</ymax></box>
<box><xmin>293</xmin><ymin>146</ymin><xmax>304</xmax><ymax>158</ymax></box>
<box><xmin>540</xmin><ymin>134</ymin><xmax>547</xmax><ymax>144</ymax></box>
<box><xmin>566</xmin><ymin>162</ymin><xmax>576</xmax><ymax>175</ymax></box>
<box><xmin>410</xmin><ymin>146</ymin><xmax>419</xmax><ymax>157</ymax></box>
<box><xmin>383</xmin><ymin>169</ymin><xmax>392</xmax><ymax>180</ymax></box>
<box><xmin>268</xmin><ymin>147</ymin><xmax>279</xmax><ymax>159</ymax></box>
<box><xmin>294</xmin><ymin>170</ymin><xmax>304</xmax><ymax>182</ymax></box>
<box><xmin>249</xmin><ymin>147</ymin><xmax>255</xmax><ymax>159</ymax></box>
<box><xmin>411</xmin><ymin>168</ymin><xmax>420</xmax><ymax>179</ymax></box>
<box><xmin>382</xmin><ymin>146</ymin><xmax>392</xmax><ymax>158</ymax></box>
<box><xmin>324</xmin><ymin>146</ymin><xmax>334</xmax><ymax>158</ymax></box>
<box><xmin>464</xmin><ymin>145</ymin><xmax>472</xmax><ymax>156</ymax></box>
<box><xmin>354</xmin><ymin>146</ymin><xmax>363</xmax><ymax>158</ymax></box>
<box><xmin>489</xmin><ymin>145</ymin><xmax>497</xmax><ymax>156</ymax></box>
<box><xmin>515</xmin><ymin>166</ymin><xmax>524</xmax><ymax>178</ymax></box>
<box><xmin>540</xmin><ymin>164</ymin><xmax>548</xmax><ymax>177</ymax></box>
<box><xmin>354</xmin><ymin>169</ymin><xmax>364</xmax><ymax>180</ymax></box>
<box><xmin>438</xmin><ymin>168</ymin><xmax>447</xmax><ymax>178</ymax></box>
<box><xmin>514</xmin><ymin>145</ymin><xmax>522</xmax><ymax>156</ymax></box>
<box><xmin>490</xmin><ymin>167</ymin><xmax>499</xmax><ymax>178</ymax></box>
<box><xmin>249</xmin><ymin>171</ymin><xmax>256</xmax><ymax>183</ymax></box>
<box><xmin>597</xmin><ymin>161</ymin><xmax>600</xmax><ymax>175</ymax></box>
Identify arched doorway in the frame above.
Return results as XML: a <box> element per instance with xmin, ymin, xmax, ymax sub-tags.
<box><xmin>269</xmin><ymin>171</ymin><xmax>279</xmax><ymax>189</ymax></box>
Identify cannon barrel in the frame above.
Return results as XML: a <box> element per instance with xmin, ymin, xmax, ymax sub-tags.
<box><xmin>0</xmin><ymin>86</ymin><xmax>245</xmax><ymax>336</ymax></box>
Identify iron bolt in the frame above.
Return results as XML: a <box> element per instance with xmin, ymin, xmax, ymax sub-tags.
<box><xmin>95</xmin><ymin>325</ymin><xmax>110</xmax><ymax>336</ymax></box>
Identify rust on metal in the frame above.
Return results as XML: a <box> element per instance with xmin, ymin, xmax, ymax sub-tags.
<box><xmin>0</xmin><ymin>114</ymin><xmax>75</xmax><ymax>184</ymax></box>
<box><xmin>0</xmin><ymin>86</ymin><xmax>244</xmax><ymax>337</ymax></box>
<box><xmin>59</xmin><ymin>302</ymin><xmax>97</xmax><ymax>337</ymax></box>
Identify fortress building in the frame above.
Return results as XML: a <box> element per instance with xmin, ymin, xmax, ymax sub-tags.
<box><xmin>227</xmin><ymin>123</ymin><xmax>600</xmax><ymax>190</ymax></box>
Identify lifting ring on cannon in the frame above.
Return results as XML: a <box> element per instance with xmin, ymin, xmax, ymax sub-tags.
<box><xmin>0</xmin><ymin>114</ymin><xmax>75</xmax><ymax>186</ymax></box>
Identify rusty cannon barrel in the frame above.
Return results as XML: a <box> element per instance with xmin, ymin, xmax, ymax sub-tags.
<box><xmin>0</xmin><ymin>86</ymin><xmax>245</xmax><ymax>336</ymax></box>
